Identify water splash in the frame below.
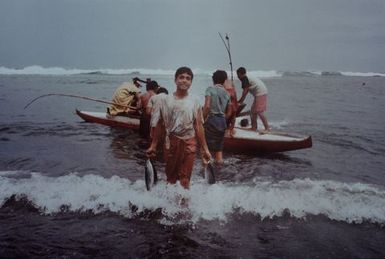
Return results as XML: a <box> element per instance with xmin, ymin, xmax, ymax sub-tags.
<box><xmin>1</xmin><ymin>171</ymin><xmax>384</xmax><ymax>224</ymax></box>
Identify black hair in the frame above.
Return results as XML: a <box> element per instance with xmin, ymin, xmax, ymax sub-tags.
<box><xmin>240</xmin><ymin>118</ymin><xmax>249</xmax><ymax>127</ymax></box>
<box><xmin>146</xmin><ymin>80</ymin><xmax>159</xmax><ymax>91</ymax></box>
<box><xmin>156</xmin><ymin>87</ymin><xmax>169</xmax><ymax>95</ymax></box>
<box><xmin>212</xmin><ymin>70</ymin><xmax>228</xmax><ymax>85</ymax></box>
<box><xmin>174</xmin><ymin>66</ymin><xmax>193</xmax><ymax>81</ymax></box>
<box><xmin>236</xmin><ymin>67</ymin><xmax>246</xmax><ymax>75</ymax></box>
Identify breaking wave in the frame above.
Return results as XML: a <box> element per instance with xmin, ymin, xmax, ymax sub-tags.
<box><xmin>340</xmin><ymin>71</ymin><xmax>385</xmax><ymax>77</ymax></box>
<box><xmin>1</xmin><ymin>171</ymin><xmax>384</xmax><ymax>224</ymax></box>
<box><xmin>0</xmin><ymin>65</ymin><xmax>175</xmax><ymax>76</ymax></box>
<box><xmin>1</xmin><ymin>66</ymin><xmax>383</xmax><ymax>77</ymax></box>
<box><xmin>0</xmin><ymin>65</ymin><xmax>282</xmax><ymax>78</ymax></box>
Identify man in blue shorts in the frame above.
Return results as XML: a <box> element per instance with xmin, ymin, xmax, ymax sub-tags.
<box><xmin>203</xmin><ymin>70</ymin><xmax>231</xmax><ymax>164</ymax></box>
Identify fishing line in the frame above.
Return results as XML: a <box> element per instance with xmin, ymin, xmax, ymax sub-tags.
<box><xmin>23</xmin><ymin>93</ymin><xmax>134</xmax><ymax>110</ymax></box>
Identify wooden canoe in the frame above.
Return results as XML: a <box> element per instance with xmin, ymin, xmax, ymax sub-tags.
<box><xmin>75</xmin><ymin>110</ymin><xmax>312</xmax><ymax>153</ymax></box>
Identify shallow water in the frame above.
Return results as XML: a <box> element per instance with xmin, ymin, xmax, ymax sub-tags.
<box><xmin>1</xmin><ymin>73</ymin><xmax>385</xmax><ymax>257</ymax></box>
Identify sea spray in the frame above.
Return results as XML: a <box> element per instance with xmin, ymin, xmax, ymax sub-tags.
<box><xmin>1</xmin><ymin>172</ymin><xmax>385</xmax><ymax>224</ymax></box>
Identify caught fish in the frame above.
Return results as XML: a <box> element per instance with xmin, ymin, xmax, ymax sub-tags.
<box><xmin>145</xmin><ymin>159</ymin><xmax>158</xmax><ymax>191</ymax></box>
<box><xmin>204</xmin><ymin>161</ymin><xmax>216</xmax><ymax>184</ymax></box>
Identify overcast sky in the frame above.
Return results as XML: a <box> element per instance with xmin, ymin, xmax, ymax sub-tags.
<box><xmin>0</xmin><ymin>0</ymin><xmax>384</xmax><ymax>72</ymax></box>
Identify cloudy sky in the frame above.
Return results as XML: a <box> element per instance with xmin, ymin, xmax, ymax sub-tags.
<box><xmin>0</xmin><ymin>0</ymin><xmax>384</xmax><ymax>72</ymax></box>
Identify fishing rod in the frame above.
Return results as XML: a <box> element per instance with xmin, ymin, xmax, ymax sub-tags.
<box><xmin>23</xmin><ymin>93</ymin><xmax>136</xmax><ymax>110</ymax></box>
<box><xmin>219</xmin><ymin>32</ymin><xmax>248</xmax><ymax>116</ymax></box>
<box><xmin>218</xmin><ymin>32</ymin><xmax>233</xmax><ymax>81</ymax></box>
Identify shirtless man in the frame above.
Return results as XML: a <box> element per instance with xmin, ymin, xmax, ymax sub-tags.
<box><xmin>138</xmin><ymin>80</ymin><xmax>158</xmax><ymax>138</ymax></box>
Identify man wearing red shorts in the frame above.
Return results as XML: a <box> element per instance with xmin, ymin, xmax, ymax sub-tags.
<box><xmin>237</xmin><ymin>67</ymin><xmax>270</xmax><ymax>132</ymax></box>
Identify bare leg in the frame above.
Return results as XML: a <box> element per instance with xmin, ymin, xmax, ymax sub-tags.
<box><xmin>230</xmin><ymin>115</ymin><xmax>237</xmax><ymax>136</ymax></box>
<box><xmin>250</xmin><ymin>113</ymin><xmax>258</xmax><ymax>131</ymax></box>
<box><xmin>258</xmin><ymin>112</ymin><xmax>270</xmax><ymax>131</ymax></box>
<box><xmin>215</xmin><ymin>151</ymin><xmax>224</xmax><ymax>164</ymax></box>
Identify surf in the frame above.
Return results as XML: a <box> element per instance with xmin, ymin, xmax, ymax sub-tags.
<box><xmin>1</xmin><ymin>171</ymin><xmax>384</xmax><ymax>225</ymax></box>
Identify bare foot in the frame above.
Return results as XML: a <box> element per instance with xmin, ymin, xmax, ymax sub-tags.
<box><xmin>215</xmin><ymin>159</ymin><xmax>224</xmax><ymax>165</ymax></box>
<box><xmin>230</xmin><ymin>129</ymin><xmax>236</xmax><ymax>137</ymax></box>
<box><xmin>259</xmin><ymin>128</ymin><xmax>272</xmax><ymax>134</ymax></box>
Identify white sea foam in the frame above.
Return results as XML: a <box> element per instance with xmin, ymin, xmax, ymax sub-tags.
<box><xmin>0</xmin><ymin>65</ymin><xmax>91</xmax><ymax>75</ymax></box>
<box><xmin>1</xmin><ymin>171</ymin><xmax>385</xmax><ymax>224</ymax></box>
<box><xmin>340</xmin><ymin>71</ymin><xmax>385</xmax><ymax>77</ymax></box>
<box><xmin>0</xmin><ymin>65</ymin><xmax>281</xmax><ymax>78</ymax></box>
<box><xmin>0</xmin><ymin>65</ymin><xmax>176</xmax><ymax>76</ymax></box>
<box><xmin>247</xmin><ymin>70</ymin><xmax>283</xmax><ymax>78</ymax></box>
<box><xmin>1</xmin><ymin>66</ymin><xmax>383</xmax><ymax>77</ymax></box>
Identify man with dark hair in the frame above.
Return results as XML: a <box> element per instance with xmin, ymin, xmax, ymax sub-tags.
<box><xmin>237</xmin><ymin>67</ymin><xmax>270</xmax><ymax>132</ymax></box>
<box><xmin>146</xmin><ymin>66</ymin><xmax>211</xmax><ymax>189</ymax></box>
<box><xmin>203</xmin><ymin>70</ymin><xmax>231</xmax><ymax>164</ymax></box>
<box><xmin>138</xmin><ymin>80</ymin><xmax>159</xmax><ymax>138</ymax></box>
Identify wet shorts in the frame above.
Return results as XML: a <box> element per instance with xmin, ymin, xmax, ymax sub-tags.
<box><xmin>204</xmin><ymin>115</ymin><xmax>227</xmax><ymax>152</ymax></box>
<box><xmin>251</xmin><ymin>94</ymin><xmax>267</xmax><ymax>114</ymax></box>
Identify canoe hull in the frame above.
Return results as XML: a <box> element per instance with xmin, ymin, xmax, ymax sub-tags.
<box><xmin>76</xmin><ymin>110</ymin><xmax>312</xmax><ymax>153</ymax></box>
<box><xmin>224</xmin><ymin>133</ymin><xmax>312</xmax><ymax>153</ymax></box>
<box><xmin>76</xmin><ymin>109</ymin><xmax>139</xmax><ymax>130</ymax></box>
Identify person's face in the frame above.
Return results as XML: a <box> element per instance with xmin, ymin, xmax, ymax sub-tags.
<box><xmin>237</xmin><ymin>72</ymin><xmax>243</xmax><ymax>80</ymax></box>
<box><xmin>175</xmin><ymin>73</ymin><xmax>192</xmax><ymax>91</ymax></box>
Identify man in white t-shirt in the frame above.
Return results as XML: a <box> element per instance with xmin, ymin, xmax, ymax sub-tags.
<box><xmin>146</xmin><ymin>67</ymin><xmax>211</xmax><ymax>189</ymax></box>
<box><xmin>237</xmin><ymin>67</ymin><xmax>270</xmax><ymax>132</ymax></box>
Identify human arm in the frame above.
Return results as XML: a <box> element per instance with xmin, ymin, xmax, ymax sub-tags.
<box><xmin>203</xmin><ymin>95</ymin><xmax>211</xmax><ymax>121</ymax></box>
<box><xmin>145</xmin><ymin>96</ymin><xmax>154</xmax><ymax>115</ymax></box>
<box><xmin>146</xmin><ymin>119</ymin><xmax>162</xmax><ymax>157</ymax></box>
<box><xmin>194</xmin><ymin>108</ymin><xmax>212</xmax><ymax>164</ymax></box>
<box><xmin>125</xmin><ymin>92</ymin><xmax>141</xmax><ymax>113</ymax></box>
<box><xmin>237</xmin><ymin>76</ymin><xmax>250</xmax><ymax>104</ymax></box>
<box><xmin>146</xmin><ymin>98</ymin><xmax>163</xmax><ymax>157</ymax></box>
<box><xmin>146</xmin><ymin>106</ymin><xmax>153</xmax><ymax>116</ymax></box>
<box><xmin>133</xmin><ymin>77</ymin><xmax>147</xmax><ymax>85</ymax></box>
<box><xmin>225</xmin><ymin>101</ymin><xmax>232</xmax><ymax>120</ymax></box>
<box><xmin>238</xmin><ymin>87</ymin><xmax>248</xmax><ymax>104</ymax></box>
<box><xmin>126</xmin><ymin>93</ymin><xmax>141</xmax><ymax>112</ymax></box>
<box><xmin>136</xmin><ymin>93</ymin><xmax>143</xmax><ymax>111</ymax></box>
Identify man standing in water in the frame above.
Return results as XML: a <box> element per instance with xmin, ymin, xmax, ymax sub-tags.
<box><xmin>146</xmin><ymin>66</ymin><xmax>212</xmax><ymax>189</ymax></box>
<box><xmin>138</xmin><ymin>80</ymin><xmax>159</xmax><ymax>139</ymax></box>
<box><xmin>203</xmin><ymin>70</ymin><xmax>231</xmax><ymax>164</ymax></box>
<box><xmin>237</xmin><ymin>67</ymin><xmax>270</xmax><ymax>132</ymax></box>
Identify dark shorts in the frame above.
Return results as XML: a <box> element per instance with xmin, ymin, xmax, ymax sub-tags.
<box><xmin>139</xmin><ymin>113</ymin><xmax>151</xmax><ymax>138</ymax></box>
<box><xmin>204</xmin><ymin>115</ymin><xmax>227</xmax><ymax>152</ymax></box>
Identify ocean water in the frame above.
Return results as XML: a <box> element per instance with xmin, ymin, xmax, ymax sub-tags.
<box><xmin>0</xmin><ymin>70</ymin><xmax>385</xmax><ymax>257</ymax></box>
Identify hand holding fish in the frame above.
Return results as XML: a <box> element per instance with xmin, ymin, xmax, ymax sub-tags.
<box><xmin>146</xmin><ymin>145</ymin><xmax>157</xmax><ymax>158</ymax></box>
<box><xmin>201</xmin><ymin>148</ymin><xmax>212</xmax><ymax>165</ymax></box>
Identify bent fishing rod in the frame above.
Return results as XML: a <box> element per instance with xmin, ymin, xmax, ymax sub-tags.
<box><xmin>23</xmin><ymin>93</ymin><xmax>137</xmax><ymax>110</ymax></box>
<box><xmin>218</xmin><ymin>32</ymin><xmax>234</xmax><ymax>81</ymax></box>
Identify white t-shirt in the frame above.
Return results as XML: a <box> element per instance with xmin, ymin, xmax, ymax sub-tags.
<box><xmin>147</xmin><ymin>93</ymin><xmax>167</xmax><ymax>110</ymax></box>
<box><xmin>151</xmin><ymin>93</ymin><xmax>203</xmax><ymax>140</ymax></box>
<box><xmin>248</xmin><ymin>78</ymin><xmax>268</xmax><ymax>96</ymax></box>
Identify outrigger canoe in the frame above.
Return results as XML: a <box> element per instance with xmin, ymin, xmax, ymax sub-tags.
<box><xmin>75</xmin><ymin>110</ymin><xmax>312</xmax><ymax>153</ymax></box>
